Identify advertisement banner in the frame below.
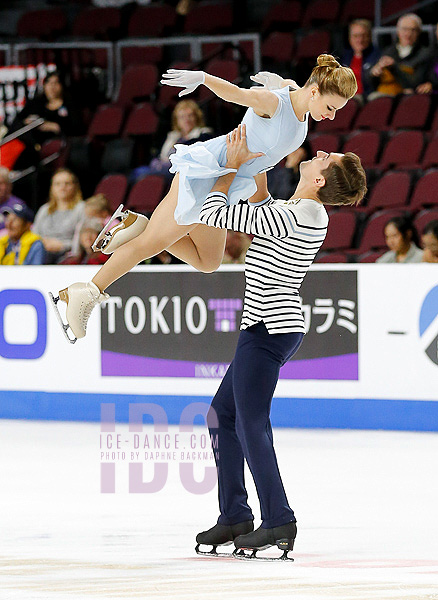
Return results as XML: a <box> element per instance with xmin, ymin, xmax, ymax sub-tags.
<box><xmin>100</xmin><ymin>270</ymin><xmax>358</xmax><ymax>380</ymax></box>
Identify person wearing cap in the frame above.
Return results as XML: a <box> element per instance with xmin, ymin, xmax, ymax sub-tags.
<box><xmin>0</xmin><ymin>203</ymin><xmax>45</xmax><ymax>265</ymax></box>
<box><xmin>0</xmin><ymin>167</ymin><xmax>27</xmax><ymax>232</ymax></box>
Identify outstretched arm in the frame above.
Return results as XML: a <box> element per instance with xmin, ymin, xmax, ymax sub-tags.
<box><xmin>161</xmin><ymin>69</ymin><xmax>279</xmax><ymax>118</ymax></box>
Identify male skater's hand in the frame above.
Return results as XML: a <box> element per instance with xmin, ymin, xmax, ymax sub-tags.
<box><xmin>225</xmin><ymin>124</ymin><xmax>264</xmax><ymax>170</ymax></box>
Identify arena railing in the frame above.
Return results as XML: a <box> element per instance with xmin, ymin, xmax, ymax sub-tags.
<box><xmin>12</xmin><ymin>41</ymin><xmax>115</xmax><ymax>98</ymax></box>
<box><xmin>0</xmin><ymin>44</ymin><xmax>12</xmax><ymax>66</ymax></box>
<box><xmin>115</xmin><ymin>33</ymin><xmax>261</xmax><ymax>100</ymax></box>
<box><xmin>372</xmin><ymin>24</ymin><xmax>436</xmax><ymax>47</ymax></box>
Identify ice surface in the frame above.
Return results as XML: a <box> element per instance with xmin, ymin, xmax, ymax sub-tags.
<box><xmin>0</xmin><ymin>420</ymin><xmax>437</xmax><ymax>600</ymax></box>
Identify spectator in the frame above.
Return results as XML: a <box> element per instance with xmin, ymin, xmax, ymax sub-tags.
<box><xmin>33</xmin><ymin>168</ymin><xmax>85</xmax><ymax>264</ymax></box>
<box><xmin>84</xmin><ymin>193</ymin><xmax>112</xmax><ymax>224</ymax></box>
<box><xmin>60</xmin><ymin>218</ymin><xmax>109</xmax><ymax>265</ymax></box>
<box><xmin>10</xmin><ymin>71</ymin><xmax>82</xmax><ymax>148</ymax></box>
<box><xmin>146</xmin><ymin>100</ymin><xmax>214</xmax><ymax>177</ymax></box>
<box><xmin>421</xmin><ymin>220</ymin><xmax>438</xmax><ymax>263</ymax></box>
<box><xmin>0</xmin><ymin>167</ymin><xmax>27</xmax><ymax>231</ymax></box>
<box><xmin>70</xmin><ymin>193</ymin><xmax>113</xmax><ymax>256</ymax></box>
<box><xmin>417</xmin><ymin>23</ymin><xmax>438</xmax><ymax>94</ymax></box>
<box><xmin>369</xmin><ymin>14</ymin><xmax>432</xmax><ymax>97</ymax></box>
<box><xmin>0</xmin><ymin>203</ymin><xmax>45</xmax><ymax>265</ymax></box>
<box><xmin>341</xmin><ymin>19</ymin><xmax>381</xmax><ymax>101</ymax></box>
<box><xmin>376</xmin><ymin>216</ymin><xmax>423</xmax><ymax>263</ymax></box>
<box><xmin>222</xmin><ymin>230</ymin><xmax>252</xmax><ymax>264</ymax></box>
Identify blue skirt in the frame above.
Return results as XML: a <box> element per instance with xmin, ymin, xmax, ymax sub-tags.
<box><xmin>169</xmin><ymin>136</ymin><xmax>258</xmax><ymax>225</ymax></box>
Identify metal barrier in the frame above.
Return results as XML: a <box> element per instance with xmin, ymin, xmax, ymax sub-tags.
<box><xmin>12</xmin><ymin>41</ymin><xmax>115</xmax><ymax>98</ymax></box>
<box><xmin>372</xmin><ymin>24</ymin><xmax>436</xmax><ymax>47</ymax></box>
<box><xmin>115</xmin><ymin>33</ymin><xmax>261</xmax><ymax>101</ymax></box>
<box><xmin>0</xmin><ymin>44</ymin><xmax>12</xmax><ymax>66</ymax></box>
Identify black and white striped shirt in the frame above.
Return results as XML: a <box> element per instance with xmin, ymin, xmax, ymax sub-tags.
<box><xmin>199</xmin><ymin>192</ymin><xmax>328</xmax><ymax>334</ymax></box>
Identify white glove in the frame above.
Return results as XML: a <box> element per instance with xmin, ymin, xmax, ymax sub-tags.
<box><xmin>160</xmin><ymin>69</ymin><xmax>205</xmax><ymax>97</ymax></box>
<box><xmin>250</xmin><ymin>71</ymin><xmax>286</xmax><ymax>90</ymax></box>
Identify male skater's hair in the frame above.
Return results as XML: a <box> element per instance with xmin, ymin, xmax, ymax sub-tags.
<box><xmin>305</xmin><ymin>54</ymin><xmax>358</xmax><ymax>99</ymax></box>
<box><xmin>318</xmin><ymin>152</ymin><xmax>367</xmax><ymax>207</ymax></box>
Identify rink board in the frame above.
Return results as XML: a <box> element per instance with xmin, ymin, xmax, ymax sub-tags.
<box><xmin>0</xmin><ymin>264</ymin><xmax>438</xmax><ymax>430</ymax></box>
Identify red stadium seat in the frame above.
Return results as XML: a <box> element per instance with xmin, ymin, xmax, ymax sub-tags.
<box><xmin>382</xmin><ymin>0</ymin><xmax>417</xmax><ymax>22</ymax></box>
<box><xmin>343</xmin><ymin>131</ymin><xmax>381</xmax><ymax>169</ymax></box>
<box><xmin>410</xmin><ymin>170</ymin><xmax>438</xmax><ymax>212</ymax></box>
<box><xmin>262</xmin><ymin>32</ymin><xmax>295</xmax><ymax>63</ymax></box>
<box><xmin>366</xmin><ymin>171</ymin><xmax>411</xmax><ymax>213</ymax></box>
<box><xmin>308</xmin><ymin>133</ymin><xmax>340</xmax><ymax>156</ymax></box>
<box><xmin>414</xmin><ymin>209</ymin><xmax>438</xmax><ymax>235</ymax></box>
<box><xmin>302</xmin><ymin>0</ymin><xmax>340</xmax><ymax>27</ymax></box>
<box><xmin>95</xmin><ymin>174</ymin><xmax>128</xmax><ymax>211</ymax></box>
<box><xmin>39</xmin><ymin>138</ymin><xmax>68</xmax><ymax>170</ymax></box>
<box><xmin>199</xmin><ymin>59</ymin><xmax>240</xmax><ymax>101</ymax></box>
<box><xmin>380</xmin><ymin>131</ymin><xmax>424</xmax><ymax>170</ymax></box>
<box><xmin>358</xmin><ymin>250</ymin><xmax>386</xmax><ymax>262</ymax></box>
<box><xmin>422</xmin><ymin>134</ymin><xmax>438</xmax><ymax>170</ymax></box>
<box><xmin>72</xmin><ymin>7</ymin><xmax>121</xmax><ymax>40</ymax></box>
<box><xmin>355</xmin><ymin>96</ymin><xmax>394</xmax><ymax>130</ymax></box>
<box><xmin>262</xmin><ymin>1</ymin><xmax>302</xmax><ymax>32</ymax></box>
<box><xmin>313</xmin><ymin>98</ymin><xmax>359</xmax><ymax>133</ymax></box>
<box><xmin>340</xmin><ymin>0</ymin><xmax>375</xmax><ymax>22</ymax></box>
<box><xmin>87</xmin><ymin>105</ymin><xmax>124</xmax><ymax>138</ymax></box>
<box><xmin>126</xmin><ymin>175</ymin><xmax>166</xmax><ymax>215</ymax></box>
<box><xmin>122</xmin><ymin>103</ymin><xmax>159</xmax><ymax>137</ymax></box>
<box><xmin>184</xmin><ymin>3</ymin><xmax>233</xmax><ymax>35</ymax></box>
<box><xmin>127</xmin><ymin>5</ymin><xmax>176</xmax><ymax>37</ymax></box>
<box><xmin>390</xmin><ymin>94</ymin><xmax>432</xmax><ymax>130</ymax></box>
<box><xmin>115</xmin><ymin>65</ymin><xmax>158</xmax><ymax>106</ymax></box>
<box><xmin>121</xmin><ymin>47</ymin><xmax>163</xmax><ymax>69</ymax></box>
<box><xmin>431</xmin><ymin>109</ymin><xmax>438</xmax><ymax>133</ymax></box>
<box><xmin>17</xmin><ymin>9</ymin><xmax>67</xmax><ymax>39</ymax></box>
<box><xmin>295</xmin><ymin>30</ymin><xmax>331</xmax><ymax>61</ymax></box>
<box><xmin>321</xmin><ymin>211</ymin><xmax>357</xmax><ymax>250</ymax></box>
<box><xmin>357</xmin><ymin>209</ymin><xmax>405</xmax><ymax>253</ymax></box>
<box><xmin>315</xmin><ymin>251</ymin><xmax>348</xmax><ymax>263</ymax></box>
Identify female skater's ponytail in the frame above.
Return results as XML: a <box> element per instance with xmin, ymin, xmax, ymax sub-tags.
<box><xmin>305</xmin><ymin>53</ymin><xmax>357</xmax><ymax>99</ymax></box>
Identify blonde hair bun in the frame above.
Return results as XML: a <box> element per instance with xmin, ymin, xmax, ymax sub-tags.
<box><xmin>317</xmin><ymin>54</ymin><xmax>340</xmax><ymax>69</ymax></box>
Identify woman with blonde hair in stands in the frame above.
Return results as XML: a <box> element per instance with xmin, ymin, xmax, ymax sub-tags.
<box><xmin>51</xmin><ymin>55</ymin><xmax>361</xmax><ymax>341</ymax></box>
<box><xmin>33</xmin><ymin>167</ymin><xmax>85</xmax><ymax>264</ymax></box>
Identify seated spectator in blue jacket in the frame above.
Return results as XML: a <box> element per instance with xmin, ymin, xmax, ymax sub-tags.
<box><xmin>342</xmin><ymin>19</ymin><xmax>381</xmax><ymax>101</ymax></box>
<box><xmin>0</xmin><ymin>167</ymin><xmax>27</xmax><ymax>231</ymax></box>
<box><xmin>0</xmin><ymin>203</ymin><xmax>45</xmax><ymax>265</ymax></box>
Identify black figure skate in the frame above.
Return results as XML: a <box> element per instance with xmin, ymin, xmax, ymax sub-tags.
<box><xmin>233</xmin><ymin>522</ymin><xmax>297</xmax><ymax>561</ymax></box>
<box><xmin>195</xmin><ymin>520</ymin><xmax>254</xmax><ymax>558</ymax></box>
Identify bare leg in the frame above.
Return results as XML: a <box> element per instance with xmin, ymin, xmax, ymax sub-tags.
<box><xmin>92</xmin><ymin>175</ymin><xmax>226</xmax><ymax>292</ymax></box>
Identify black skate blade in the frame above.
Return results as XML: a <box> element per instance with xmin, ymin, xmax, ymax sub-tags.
<box><xmin>48</xmin><ymin>292</ymin><xmax>77</xmax><ymax>344</ymax></box>
<box><xmin>195</xmin><ymin>543</ymin><xmax>236</xmax><ymax>558</ymax></box>
<box><xmin>233</xmin><ymin>548</ymin><xmax>294</xmax><ymax>562</ymax></box>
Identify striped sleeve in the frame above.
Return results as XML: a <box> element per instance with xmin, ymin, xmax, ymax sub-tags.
<box><xmin>199</xmin><ymin>193</ymin><xmax>325</xmax><ymax>239</ymax></box>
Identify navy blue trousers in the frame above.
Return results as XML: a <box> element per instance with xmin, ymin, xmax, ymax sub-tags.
<box><xmin>207</xmin><ymin>321</ymin><xmax>303</xmax><ymax>529</ymax></box>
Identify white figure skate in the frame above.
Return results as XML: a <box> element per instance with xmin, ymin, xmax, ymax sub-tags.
<box><xmin>49</xmin><ymin>282</ymin><xmax>109</xmax><ymax>343</ymax></box>
<box><xmin>92</xmin><ymin>204</ymin><xmax>148</xmax><ymax>255</ymax></box>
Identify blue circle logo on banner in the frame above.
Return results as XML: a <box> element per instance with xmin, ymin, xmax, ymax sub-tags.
<box><xmin>419</xmin><ymin>285</ymin><xmax>438</xmax><ymax>365</ymax></box>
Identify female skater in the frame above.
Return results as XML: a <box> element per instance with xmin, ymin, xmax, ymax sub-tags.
<box><xmin>195</xmin><ymin>125</ymin><xmax>367</xmax><ymax>559</ymax></box>
<box><xmin>52</xmin><ymin>55</ymin><xmax>358</xmax><ymax>341</ymax></box>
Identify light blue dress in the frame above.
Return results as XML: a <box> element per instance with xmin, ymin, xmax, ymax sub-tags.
<box><xmin>169</xmin><ymin>86</ymin><xmax>309</xmax><ymax>225</ymax></box>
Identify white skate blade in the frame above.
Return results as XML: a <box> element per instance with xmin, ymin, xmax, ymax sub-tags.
<box><xmin>98</xmin><ymin>211</ymin><xmax>149</xmax><ymax>255</ymax></box>
<box><xmin>48</xmin><ymin>292</ymin><xmax>77</xmax><ymax>344</ymax></box>
<box><xmin>91</xmin><ymin>204</ymin><xmax>126</xmax><ymax>252</ymax></box>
